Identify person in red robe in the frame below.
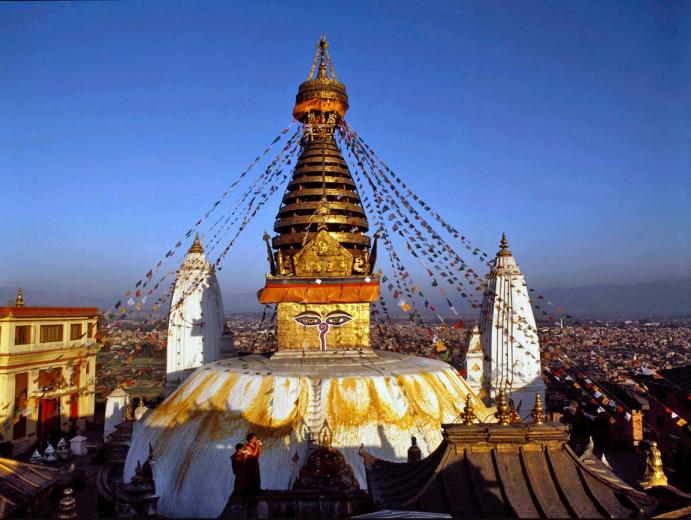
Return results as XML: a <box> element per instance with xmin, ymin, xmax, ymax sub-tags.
<box><xmin>229</xmin><ymin>443</ymin><xmax>247</xmax><ymax>504</ymax></box>
<box><xmin>244</xmin><ymin>433</ymin><xmax>262</xmax><ymax>496</ymax></box>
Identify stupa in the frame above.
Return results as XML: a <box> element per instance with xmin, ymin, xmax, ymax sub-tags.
<box><xmin>165</xmin><ymin>233</ymin><xmax>225</xmax><ymax>386</ymax></box>
<box><xmin>124</xmin><ymin>36</ymin><xmax>490</xmax><ymax>518</ymax></box>
<box><xmin>479</xmin><ymin>233</ymin><xmax>545</xmax><ymax>410</ymax></box>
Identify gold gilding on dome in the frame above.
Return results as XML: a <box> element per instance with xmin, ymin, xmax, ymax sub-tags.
<box><xmin>293</xmin><ymin>230</ymin><xmax>353</xmax><ymax>277</ymax></box>
<box><xmin>277</xmin><ymin>302</ymin><xmax>370</xmax><ymax>351</ymax></box>
<box><xmin>188</xmin><ymin>233</ymin><xmax>204</xmax><ymax>254</ymax></box>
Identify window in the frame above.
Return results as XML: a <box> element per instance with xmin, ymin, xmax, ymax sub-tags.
<box><xmin>70</xmin><ymin>324</ymin><xmax>82</xmax><ymax>340</ymax></box>
<box><xmin>38</xmin><ymin>367</ymin><xmax>65</xmax><ymax>390</ymax></box>
<box><xmin>40</xmin><ymin>325</ymin><xmax>63</xmax><ymax>343</ymax></box>
<box><xmin>14</xmin><ymin>326</ymin><xmax>31</xmax><ymax>345</ymax></box>
<box><xmin>87</xmin><ymin>322</ymin><xmax>94</xmax><ymax>339</ymax></box>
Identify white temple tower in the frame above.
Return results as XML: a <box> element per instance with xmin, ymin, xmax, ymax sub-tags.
<box><xmin>479</xmin><ymin>233</ymin><xmax>545</xmax><ymax>411</ymax></box>
<box><xmin>166</xmin><ymin>234</ymin><xmax>224</xmax><ymax>385</ymax></box>
<box><xmin>464</xmin><ymin>322</ymin><xmax>484</xmax><ymax>395</ymax></box>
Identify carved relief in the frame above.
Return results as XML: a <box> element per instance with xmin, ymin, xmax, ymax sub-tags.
<box><xmin>293</xmin><ymin>230</ymin><xmax>353</xmax><ymax>277</ymax></box>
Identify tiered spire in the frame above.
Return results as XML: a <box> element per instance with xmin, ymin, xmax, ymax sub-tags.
<box><xmin>272</xmin><ymin>35</ymin><xmax>371</xmax><ymax>276</ymax></box>
<box><xmin>498</xmin><ymin>232</ymin><xmax>512</xmax><ymax>257</ymax></box>
<box><xmin>188</xmin><ymin>233</ymin><xmax>204</xmax><ymax>254</ymax></box>
<box><xmin>15</xmin><ymin>288</ymin><xmax>24</xmax><ymax>307</ymax></box>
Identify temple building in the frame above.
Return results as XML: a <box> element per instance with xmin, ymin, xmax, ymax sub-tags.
<box><xmin>0</xmin><ymin>289</ymin><xmax>98</xmax><ymax>455</ymax></box>
<box><xmin>124</xmin><ymin>36</ymin><xmax>491</xmax><ymax>518</ymax></box>
<box><xmin>478</xmin><ymin>234</ymin><xmax>545</xmax><ymax>410</ymax></box>
<box><xmin>165</xmin><ymin>234</ymin><xmax>225</xmax><ymax>387</ymax></box>
<box><xmin>361</xmin><ymin>393</ymin><xmax>691</xmax><ymax>518</ymax></box>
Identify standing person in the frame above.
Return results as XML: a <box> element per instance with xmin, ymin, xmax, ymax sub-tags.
<box><xmin>244</xmin><ymin>433</ymin><xmax>262</xmax><ymax>496</ymax></box>
<box><xmin>229</xmin><ymin>443</ymin><xmax>248</xmax><ymax>504</ymax></box>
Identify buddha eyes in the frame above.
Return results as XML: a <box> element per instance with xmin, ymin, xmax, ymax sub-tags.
<box><xmin>325</xmin><ymin>313</ymin><xmax>352</xmax><ymax>326</ymax></box>
<box><xmin>293</xmin><ymin>311</ymin><xmax>353</xmax><ymax>327</ymax></box>
<box><xmin>294</xmin><ymin>313</ymin><xmax>322</xmax><ymax>327</ymax></box>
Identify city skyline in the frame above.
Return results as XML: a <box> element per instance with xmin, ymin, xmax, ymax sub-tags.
<box><xmin>2</xmin><ymin>2</ymin><xmax>689</xmax><ymax>302</ymax></box>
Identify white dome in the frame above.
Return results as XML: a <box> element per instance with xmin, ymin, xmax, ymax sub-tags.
<box><xmin>124</xmin><ymin>351</ymin><xmax>490</xmax><ymax>518</ymax></box>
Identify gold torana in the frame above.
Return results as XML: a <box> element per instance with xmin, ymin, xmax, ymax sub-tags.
<box><xmin>259</xmin><ymin>35</ymin><xmax>380</xmax><ymax>352</ymax></box>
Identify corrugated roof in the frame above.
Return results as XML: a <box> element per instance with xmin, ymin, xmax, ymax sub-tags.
<box><xmin>361</xmin><ymin>422</ymin><xmax>687</xmax><ymax>518</ymax></box>
<box><xmin>0</xmin><ymin>458</ymin><xmax>66</xmax><ymax>518</ymax></box>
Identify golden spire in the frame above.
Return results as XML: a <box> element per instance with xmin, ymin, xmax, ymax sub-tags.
<box><xmin>494</xmin><ymin>390</ymin><xmax>511</xmax><ymax>425</ymax></box>
<box><xmin>57</xmin><ymin>488</ymin><xmax>77</xmax><ymax>520</ymax></box>
<box><xmin>270</xmin><ymin>35</ymin><xmax>371</xmax><ymax>276</ymax></box>
<box><xmin>530</xmin><ymin>393</ymin><xmax>546</xmax><ymax>424</ymax></box>
<box><xmin>15</xmin><ymin>288</ymin><xmax>24</xmax><ymax>307</ymax></box>
<box><xmin>641</xmin><ymin>441</ymin><xmax>668</xmax><ymax>488</ymax></box>
<box><xmin>461</xmin><ymin>394</ymin><xmax>476</xmax><ymax>425</ymax></box>
<box><xmin>293</xmin><ymin>34</ymin><xmax>348</xmax><ymax>121</ymax></box>
<box><xmin>497</xmin><ymin>232</ymin><xmax>512</xmax><ymax>257</ymax></box>
<box><xmin>188</xmin><ymin>233</ymin><xmax>204</xmax><ymax>254</ymax></box>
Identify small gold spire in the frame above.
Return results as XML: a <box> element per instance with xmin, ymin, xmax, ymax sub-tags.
<box><xmin>188</xmin><ymin>233</ymin><xmax>204</xmax><ymax>254</ymax></box>
<box><xmin>15</xmin><ymin>288</ymin><xmax>24</xmax><ymax>307</ymax></box>
<box><xmin>316</xmin><ymin>54</ymin><xmax>328</xmax><ymax>80</ymax></box>
<box><xmin>57</xmin><ymin>487</ymin><xmax>78</xmax><ymax>520</ymax></box>
<box><xmin>497</xmin><ymin>233</ymin><xmax>512</xmax><ymax>257</ymax></box>
<box><xmin>641</xmin><ymin>441</ymin><xmax>668</xmax><ymax>488</ymax></box>
<box><xmin>124</xmin><ymin>401</ymin><xmax>134</xmax><ymax>422</ymax></box>
<box><xmin>461</xmin><ymin>393</ymin><xmax>476</xmax><ymax>425</ymax></box>
<box><xmin>531</xmin><ymin>393</ymin><xmax>546</xmax><ymax>424</ymax></box>
<box><xmin>494</xmin><ymin>390</ymin><xmax>511</xmax><ymax>425</ymax></box>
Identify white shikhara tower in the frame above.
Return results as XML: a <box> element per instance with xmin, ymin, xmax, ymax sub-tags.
<box><xmin>166</xmin><ymin>234</ymin><xmax>224</xmax><ymax>384</ymax></box>
<box><xmin>479</xmin><ymin>234</ymin><xmax>545</xmax><ymax>410</ymax></box>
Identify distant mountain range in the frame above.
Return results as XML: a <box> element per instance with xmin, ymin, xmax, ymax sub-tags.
<box><xmin>539</xmin><ymin>278</ymin><xmax>691</xmax><ymax>319</ymax></box>
<box><xmin>1</xmin><ymin>278</ymin><xmax>689</xmax><ymax>319</ymax></box>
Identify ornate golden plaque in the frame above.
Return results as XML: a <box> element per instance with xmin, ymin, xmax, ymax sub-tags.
<box><xmin>292</xmin><ymin>230</ymin><xmax>353</xmax><ymax>278</ymax></box>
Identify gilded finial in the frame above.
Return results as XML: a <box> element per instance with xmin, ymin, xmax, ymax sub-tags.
<box><xmin>641</xmin><ymin>441</ymin><xmax>668</xmax><ymax>488</ymax></box>
<box><xmin>188</xmin><ymin>233</ymin><xmax>204</xmax><ymax>254</ymax></box>
<box><xmin>494</xmin><ymin>390</ymin><xmax>511</xmax><ymax>425</ymax></box>
<box><xmin>125</xmin><ymin>401</ymin><xmax>134</xmax><ymax>422</ymax></box>
<box><xmin>498</xmin><ymin>233</ymin><xmax>512</xmax><ymax>257</ymax></box>
<box><xmin>531</xmin><ymin>393</ymin><xmax>546</xmax><ymax>424</ymax></box>
<box><xmin>15</xmin><ymin>288</ymin><xmax>24</xmax><ymax>307</ymax></box>
<box><xmin>295</xmin><ymin>35</ymin><xmax>347</xmax><ymax>120</ymax></box>
<box><xmin>57</xmin><ymin>488</ymin><xmax>77</xmax><ymax>520</ymax></box>
<box><xmin>461</xmin><ymin>393</ymin><xmax>476</xmax><ymax>425</ymax></box>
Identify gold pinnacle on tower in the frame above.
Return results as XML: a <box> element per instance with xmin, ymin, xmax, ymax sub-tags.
<box><xmin>461</xmin><ymin>394</ymin><xmax>477</xmax><ymax>425</ymax></box>
<box><xmin>15</xmin><ymin>288</ymin><xmax>24</xmax><ymax>307</ymax></box>
<box><xmin>494</xmin><ymin>390</ymin><xmax>511</xmax><ymax>425</ymax></box>
<box><xmin>259</xmin><ymin>36</ymin><xmax>380</xmax><ymax>353</ymax></box>
<box><xmin>498</xmin><ymin>232</ymin><xmax>512</xmax><ymax>257</ymax></box>
<box><xmin>531</xmin><ymin>393</ymin><xmax>546</xmax><ymax>424</ymax></box>
<box><xmin>188</xmin><ymin>233</ymin><xmax>204</xmax><ymax>254</ymax></box>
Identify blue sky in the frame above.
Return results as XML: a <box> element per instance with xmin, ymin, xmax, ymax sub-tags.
<box><xmin>1</xmin><ymin>1</ymin><xmax>689</xmax><ymax>302</ymax></box>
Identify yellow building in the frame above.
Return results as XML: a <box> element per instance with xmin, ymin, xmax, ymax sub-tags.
<box><xmin>0</xmin><ymin>289</ymin><xmax>99</xmax><ymax>454</ymax></box>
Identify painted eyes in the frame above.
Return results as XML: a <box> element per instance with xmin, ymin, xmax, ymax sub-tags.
<box><xmin>293</xmin><ymin>313</ymin><xmax>322</xmax><ymax>327</ymax></box>
<box><xmin>325</xmin><ymin>313</ymin><xmax>352</xmax><ymax>326</ymax></box>
<box><xmin>293</xmin><ymin>311</ymin><xmax>353</xmax><ymax>327</ymax></box>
